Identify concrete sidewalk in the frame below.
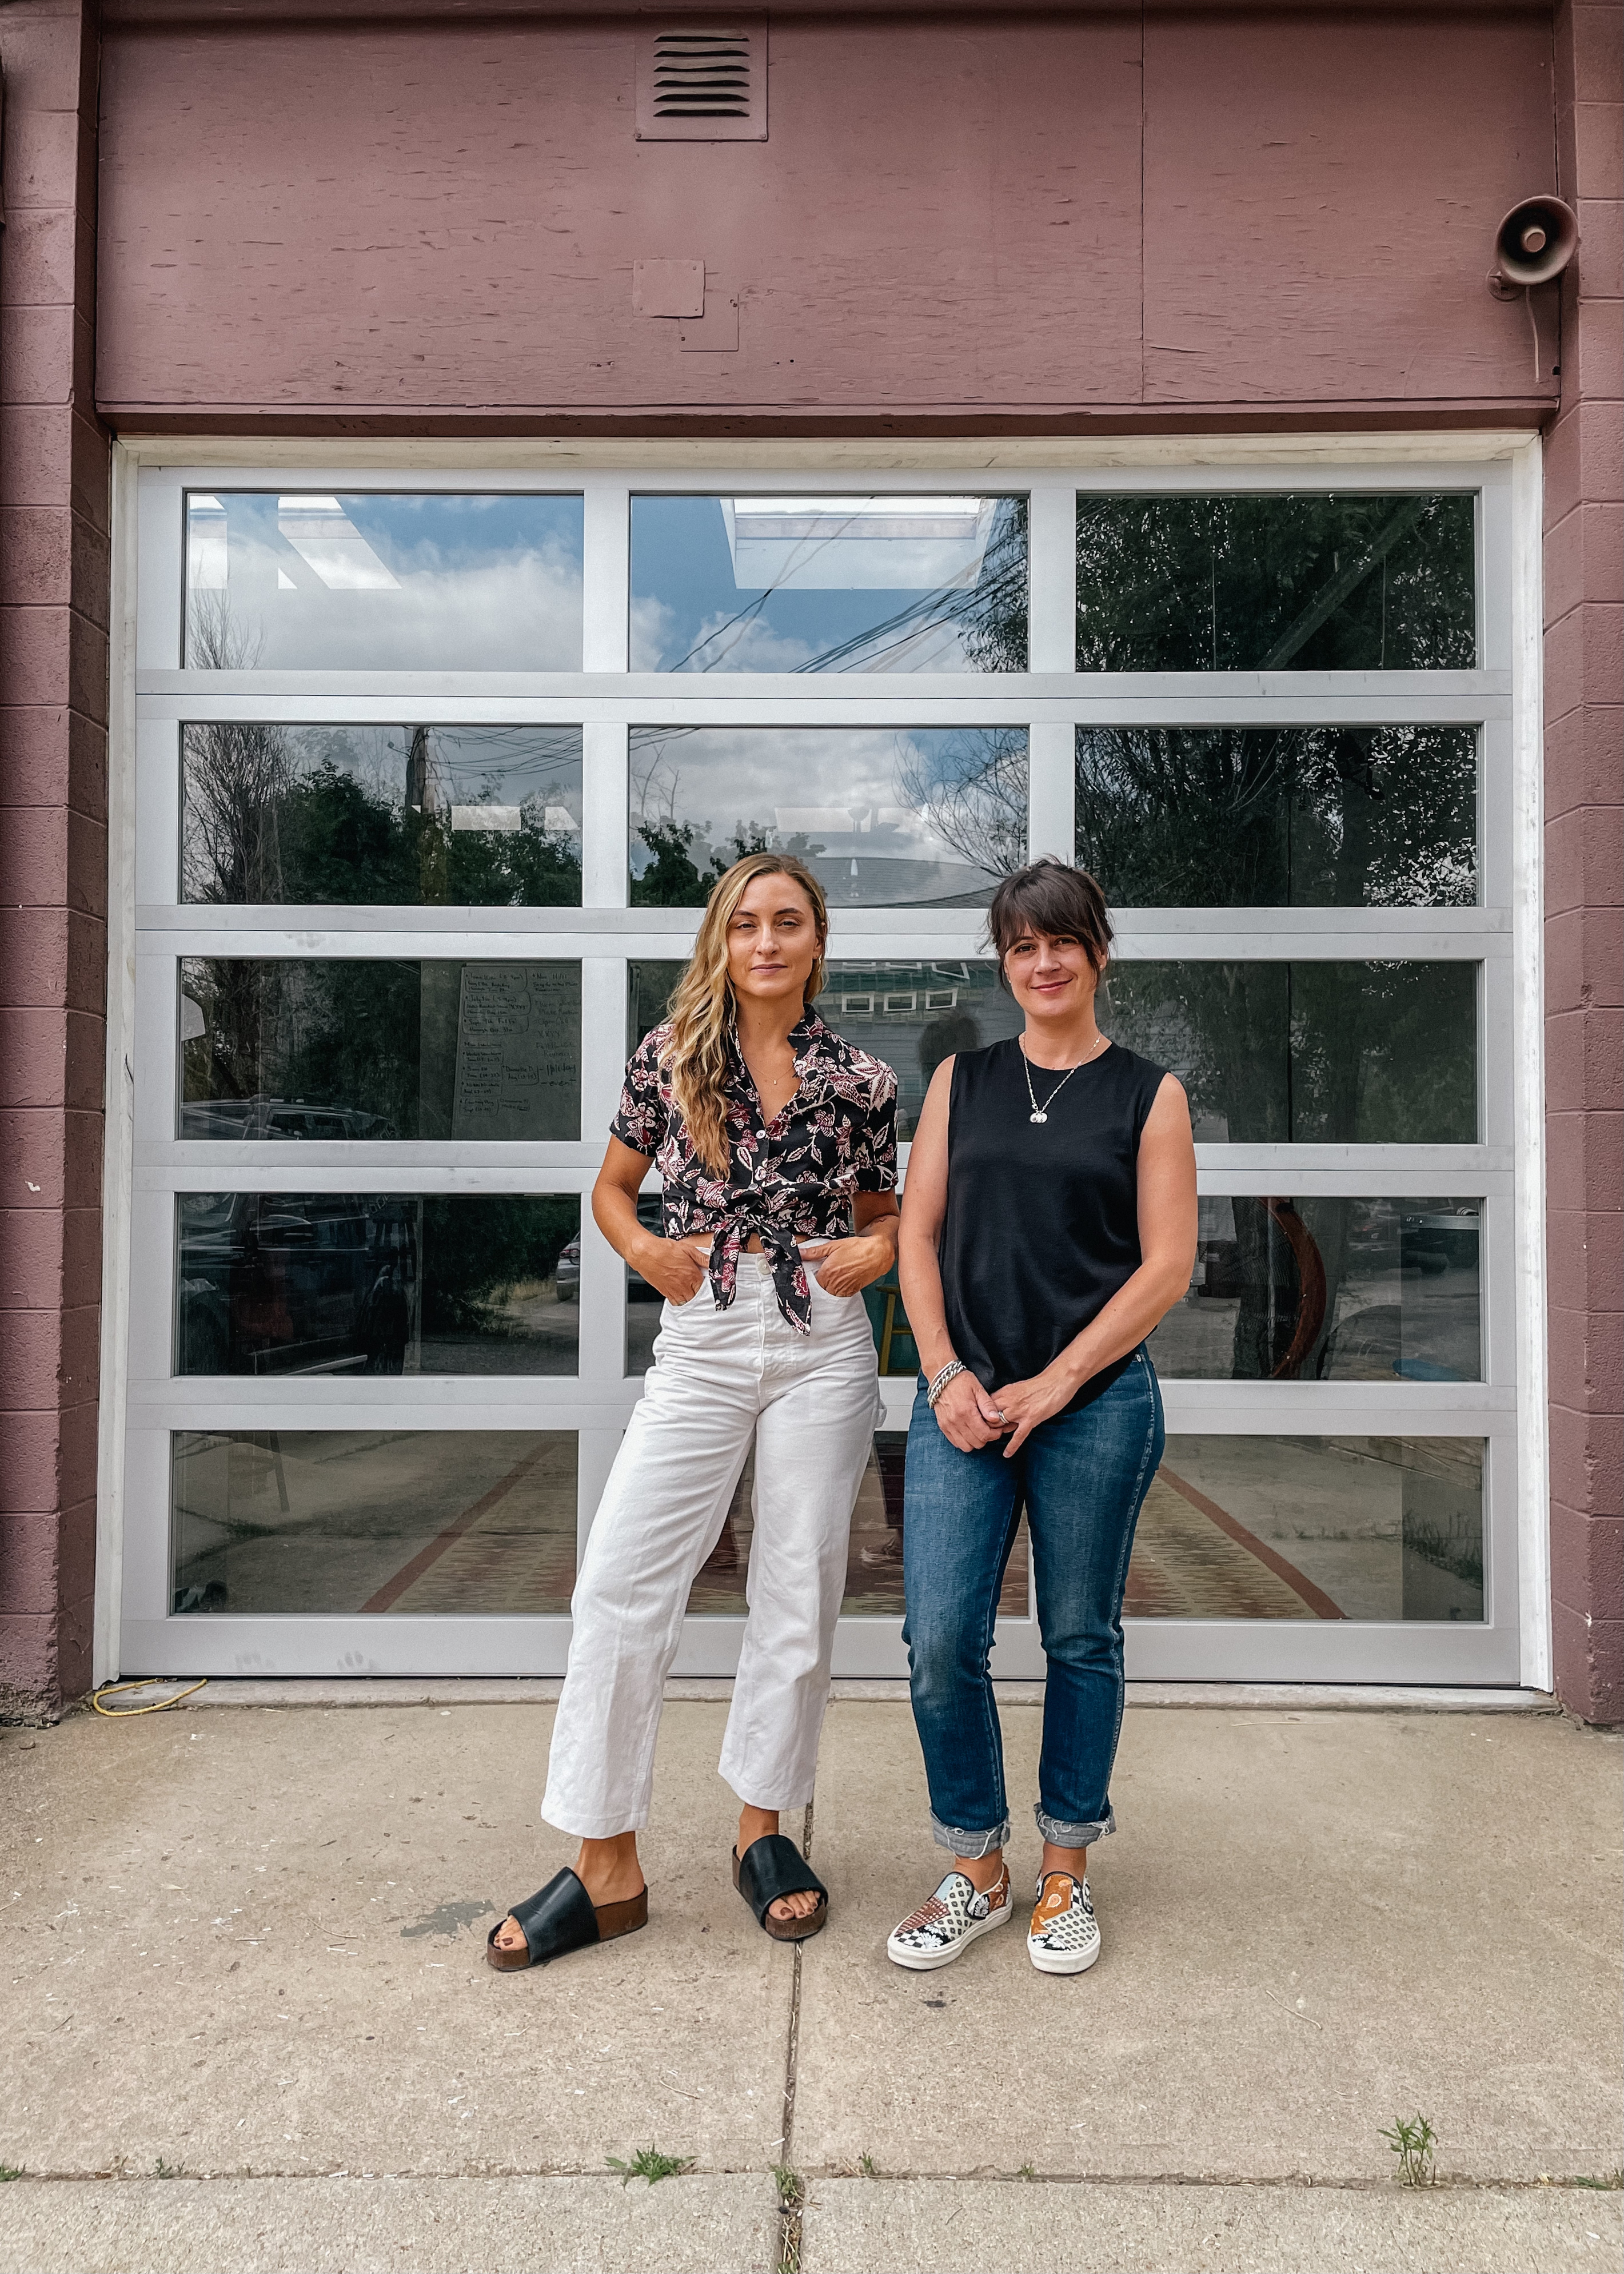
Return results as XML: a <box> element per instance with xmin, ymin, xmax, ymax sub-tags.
<box><xmin>1</xmin><ymin>1695</ymin><xmax>1618</xmax><ymax>2273</ymax></box>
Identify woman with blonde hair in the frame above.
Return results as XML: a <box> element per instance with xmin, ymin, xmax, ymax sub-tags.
<box><xmin>489</xmin><ymin>853</ymin><xmax>899</xmax><ymax>1969</ymax></box>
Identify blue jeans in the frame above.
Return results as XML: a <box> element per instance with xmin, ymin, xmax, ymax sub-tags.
<box><xmin>901</xmin><ymin>1349</ymin><xmax>1164</xmax><ymax>1855</ymax></box>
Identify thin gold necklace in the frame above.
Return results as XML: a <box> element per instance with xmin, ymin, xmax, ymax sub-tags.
<box><xmin>1019</xmin><ymin>1032</ymin><xmax>1108</xmax><ymax>1124</ymax></box>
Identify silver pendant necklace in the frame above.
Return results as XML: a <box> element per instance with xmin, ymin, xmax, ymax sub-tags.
<box><xmin>1022</xmin><ymin>1033</ymin><xmax>1108</xmax><ymax>1124</ymax></box>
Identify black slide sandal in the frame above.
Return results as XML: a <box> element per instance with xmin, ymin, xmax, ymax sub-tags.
<box><xmin>486</xmin><ymin>1867</ymin><xmax>648</xmax><ymax>1971</ymax></box>
<box><xmin>733</xmin><ymin>1833</ymin><xmax>829</xmax><ymax>1942</ymax></box>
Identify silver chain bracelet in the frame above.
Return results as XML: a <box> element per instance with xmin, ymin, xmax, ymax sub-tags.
<box><xmin>926</xmin><ymin>1359</ymin><xmax>967</xmax><ymax>1408</ymax></box>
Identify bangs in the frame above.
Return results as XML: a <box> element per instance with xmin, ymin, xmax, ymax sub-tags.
<box><xmin>986</xmin><ymin>859</ymin><xmax>1112</xmax><ymax>968</ymax></box>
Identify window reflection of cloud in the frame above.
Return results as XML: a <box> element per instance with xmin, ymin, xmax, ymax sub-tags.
<box><xmin>189</xmin><ymin>544</ymin><xmax>584</xmax><ymax>672</ymax></box>
<box><xmin>629</xmin><ymin>727</ymin><xmax>1021</xmax><ymax>875</ymax></box>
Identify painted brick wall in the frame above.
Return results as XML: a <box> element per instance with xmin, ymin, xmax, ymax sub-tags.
<box><xmin>1546</xmin><ymin>1</ymin><xmax>1623</xmax><ymax>1723</ymax></box>
<box><xmin>0</xmin><ymin>0</ymin><xmax>110</xmax><ymax>1717</ymax></box>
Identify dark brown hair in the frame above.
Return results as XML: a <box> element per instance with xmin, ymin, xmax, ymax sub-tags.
<box><xmin>986</xmin><ymin>858</ymin><xmax>1112</xmax><ymax>990</ymax></box>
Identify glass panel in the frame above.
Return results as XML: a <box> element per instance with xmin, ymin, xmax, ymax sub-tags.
<box><xmin>825</xmin><ymin>961</ymin><xmax>1024</xmax><ymax>1138</ymax></box>
<box><xmin>1148</xmin><ymin>1197</ymin><xmax>1481</xmax><ymax>1381</ymax></box>
<box><xmin>181</xmin><ymin>725</ymin><xmax>583</xmax><ymax>906</ymax></box>
<box><xmin>1075</xmin><ymin>492</ymin><xmax>1475</xmax><ymax>671</ymax></box>
<box><xmin>175</xmin><ymin>1194</ymin><xmax>581</xmax><ymax>1376</ymax></box>
<box><xmin>631</xmin><ymin>957</ymin><xmax>1024</xmax><ymax>1142</ymax></box>
<box><xmin>183</xmin><ymin>491</ymin><xmax>584</xmax><ymax>671</ymax></box>
<box><xmin>625</xmin><ymin>1189</ymin><xmax>667</xmax><ymax>1378</ymax></box>
<box><xmin>1075</xmin><ymin>727</ymin><xmax>1477</xmax><ymax>907</ymax></box>
<box><xmin>179</xmin><ymin>960</ymin><xmax>581</xmax><ymax>1141</ymax></box>
<box><xmin>679</xmin><ymin>1431</ymin><xmax>1028</xmax><ymax>1616</ymax></box>
<box><xmin>629</xmin><ymin>727</ymin><xmax>1026</xmax><ymax>907</ymax></box>
<box><xmin>631</xmin><ymin>493</ymin><xmax>1027</xmax><ymax>672</ymax></box>
<box><xmin>629</xmin><ymin>961</ymin><xmax>1473</xmax><ymax>1145</ymax></box>
<box><xmin>1104</xmin><ymin>961</ymin><xmax>1477</xmax><ymax>1143</ymax></box>
<box><xmin>628</xmin><ymin>959</ymin><xmax>688</xmax><ymax>1057</ymax></box>
<box><xmin>170</xmin><ymin>1429</ymin><xmax>577</xmax><ymax>1614</ymax></box>
<box><xmin>1127</xmin><ymin>1437</ymin><xmax>1484</xmax><ymax>1621</ymax></box>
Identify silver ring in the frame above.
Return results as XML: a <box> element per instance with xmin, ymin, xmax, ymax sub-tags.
<box><xmin>994</xmin><ymin>1408</ymin><xmax>1007</xmax><ymax>1423</ymax></box>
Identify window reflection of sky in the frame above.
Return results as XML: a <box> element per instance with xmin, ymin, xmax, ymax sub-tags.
<box><xmin>628</xmin><ymin>726</ymin><xmax>1026</xmax><ymax>906</ymax></box>
<box><xmin>184</xmin><ymin>492</ymin><xmax>584</xmax><ymax>671</ymax></box>
<box><xmin>630</xmin><ymin>495</ymin><xmax>1027</xmax><ymax>672</ymax></box>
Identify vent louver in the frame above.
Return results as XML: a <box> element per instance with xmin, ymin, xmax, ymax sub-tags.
<box><xmin>637</xmin><ymin>18</ymin><xmax>767</xmax><ymax>141</ymax></box>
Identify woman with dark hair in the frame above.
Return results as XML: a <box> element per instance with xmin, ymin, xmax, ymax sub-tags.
<box><xmin>886</xmin><ymin>858</ymin><xmax>1196</xmax><ymax>1977</ymax></box>
<box><xmin>487</xmin><ymin>852</ymin><xmax>899</xmax><ymax>1970</ymax></box>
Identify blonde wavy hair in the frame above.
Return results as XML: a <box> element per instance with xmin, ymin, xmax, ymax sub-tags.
<box><xmin>661</xmin><ymin>852</ymin><xmax>829</xmax><ymax>1177</ymax></box>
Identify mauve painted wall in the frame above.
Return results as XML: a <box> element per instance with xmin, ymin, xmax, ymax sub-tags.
<box><xmin>1545</xmin><ymin>0</ymin><xmax>1622</xmax><ymax>1726</ymax></box>
<box><xmin>95</xmin><ymin>9</ymin><xmax>1559</xmax><ymax>424</ymax></box>
<box><xmin>0</xmin><ymin>0</ymin><xmax>110</xmax><ymax>1719</ymax></box>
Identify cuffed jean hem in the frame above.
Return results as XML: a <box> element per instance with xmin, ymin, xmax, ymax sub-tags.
<box><xmin>931</xmin><ymin>1813</ymin><xmax>1012</xmax><ymax>1858</ymax></box>
<box><xmin>1035</xmin><ymin>1802</ymin><xmax>1116</xmax><ymax>1846</ymax></box>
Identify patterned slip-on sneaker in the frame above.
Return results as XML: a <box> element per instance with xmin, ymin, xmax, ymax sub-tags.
<box><xmin>1026</xmin><ymin>1870</ymin><xmax>1102</xmax><ymax>1976</ymax></box>
<box><xmin>885</xmin><ymin>1866</ymin><xmax>1013</xmax><ymax>1972</ymax></box>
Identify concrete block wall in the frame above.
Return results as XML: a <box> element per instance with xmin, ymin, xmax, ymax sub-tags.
<box><xmin>1546</xmin><ymin>0</ymin><xmax>1623</xmax><ymax>1723</ymax></box>
<box><xmin>0</xmin><ymin>0</ymin><xmax>110</xmax><ymax>1718</ymax></box>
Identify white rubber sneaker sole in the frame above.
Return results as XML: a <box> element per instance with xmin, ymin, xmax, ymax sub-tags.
<box><xmin>1026</xmin><ymin>1928</ymin><xmax>1102</xmax><ymax>1976</ymax></box>
<box><xmin>887</xmin><ymin>1895</ymin><xmax>1014</xmax><ymax>1972</ymax></box>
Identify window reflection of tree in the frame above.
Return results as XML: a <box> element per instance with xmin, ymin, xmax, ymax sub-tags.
<box><xmin>182</xmin><ymin>712</ymin><xmax>582</xmax><ymax>914</ymax></box>
<box><xmin>1076</xmin><ymin>726</ymin><xmax>1475</xmax><ymax>912</ymax></box>
<box><xmin>1075</xmin><ymin>493</ymin><xmax>1475</xmax><ymax>674</ymax></box>
<box><xmin>181</xmin><ymin>957</ymin><xmax>418</xmax><ymax>1136</ymax></box>
<box><xmin>894</xmin><ymin>727</ymin><xmax>1027</xmax><ymax>884</ymax></box>
<box><xmin>1071</xmin><ymin>495</ymin><xmax>1476</xmax><ymax>1385</ymax></box>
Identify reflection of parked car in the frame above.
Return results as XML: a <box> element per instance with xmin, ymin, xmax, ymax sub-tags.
<box><xmin>177</xmin><ymin>1096</ymin><xmax>394</xmax><ymax>1140</ymax></box>
<box><xmin>559</xmin><ymin>1194</ymin><xmax>666</xmax><ymax>1301</ymax></box>
<box><xmin>1400</xmin><ymin>1209</ymin><xmax>1479</xmax><ymax>1275</ymax></box>
<box><xmin>177</xmin><ymin>1192</ymin><xmax>416</xmax><ymax>1374</ymax></box>
<box><xmin>1193</xmin><ymin>1238</ymin><xmax>1246</xmax><ymax>1297</ymax></box>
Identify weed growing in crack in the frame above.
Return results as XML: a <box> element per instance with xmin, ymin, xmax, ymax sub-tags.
<box><xmin>773</xmin><ymin>2163</ymin><xmax>805</xmax><ymax>2274</ymax></box>
<box><xmin>858</xmin><ymin>2152</ymin><xmax>879</xmax><ymax>2178</ymax></box>
<box><xmin>1379</xmin><ymin>2113</ymin><xmax>1438</xmax><ymax>2187</ymax></box>
<box><xmin>153</xmin><ymin>2159</ymin><xmax>184</xmax><ymax>2179</ymax></box>
<box><xmin>1016</xmin><ymin>2163</ymin><xmax>1038</xmax><ymax>2180</ymax></box>
<box><xmin>1573</xmin><ymin>2172</ymin><xmax>1623</xmax><ymax>2191</ymax></box>
<box><xmin>606</xmin><ymin>2145</ymin><xmax>693</xmax><ymax>2187</ymax></box>
<box><xmin>0</xmin><ymin>2167</ymin><xmax>23</xmax><ymax>2183</ymax></box>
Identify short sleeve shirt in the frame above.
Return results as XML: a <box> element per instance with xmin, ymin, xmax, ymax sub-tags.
<box><xmin>611</xmin><ymin>1009</ymin><xmax>899</xmax><ymax>1329</ymax></box>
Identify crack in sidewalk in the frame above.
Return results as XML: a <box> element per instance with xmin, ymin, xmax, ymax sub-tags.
<box><xmin>771</xmin><ymin>1797</ymin><xmax>811</xmax><ymax>2273</ymax></box>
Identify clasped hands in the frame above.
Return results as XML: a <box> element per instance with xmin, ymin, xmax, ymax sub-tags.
<box><xmin>931</xmin><ymin>1364</ymin><xmax>1076</xmax><ymax>1457</ymax></box>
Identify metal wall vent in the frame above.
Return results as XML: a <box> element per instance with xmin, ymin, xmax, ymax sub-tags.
<box><xmin>637</xmin><ymin>18</ymin><xmax>767</xmax><ymax>141</ymax></box>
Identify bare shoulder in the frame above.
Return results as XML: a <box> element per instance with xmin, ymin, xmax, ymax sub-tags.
<box><xmin>1144</xmin><ymin>1072</ymin><xmax>1193</xmax><ymax>1139</ymax></box>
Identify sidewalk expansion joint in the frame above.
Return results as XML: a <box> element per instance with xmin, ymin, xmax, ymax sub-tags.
<box><xmin>0</xmin><ymin>2169</ymin><xmax>1616</xmax><ymax>2193</ymax></box>
<box><xmin>770</xmin><ymin>1796</ymin><xmax>811</xmax><ymax>2273</ymax></box>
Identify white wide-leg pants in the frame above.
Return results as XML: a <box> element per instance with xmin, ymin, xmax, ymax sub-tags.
<box><xmin>542</xmin><ymin>1254</ymin><xmax>881</xmax><ymax>1839</ymax></box>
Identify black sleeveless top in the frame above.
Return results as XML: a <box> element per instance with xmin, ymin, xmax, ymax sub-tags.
<box><xmin>940</xmin><ymin>1038</ymin><xmax>1167</xmax><ymax>1413</ymax></box>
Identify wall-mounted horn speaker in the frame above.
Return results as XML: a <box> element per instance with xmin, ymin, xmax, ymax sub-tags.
<box><xmin>1487</xmin><ymin>196</ymin><xmax>1580</xmax><ymax>298</ymax></box>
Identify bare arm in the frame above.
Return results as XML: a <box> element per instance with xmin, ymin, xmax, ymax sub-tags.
<box><xmin>897</xmin><ymin>1058</ymin><xmax>1008</xmax><ymax>1452</ymax></box>
<box><xmin>591</xmin><ymin>1136</ymin><xmax>707</xmax><ymax>1305</ymax></box>
<box><xmin>992</xmin><ymin>1074</ymin><xmax>1198</xmax><ymax>1454</ymax></box>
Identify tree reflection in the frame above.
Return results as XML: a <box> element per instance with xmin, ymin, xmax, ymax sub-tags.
<box><xmin>1075</xmin><ymin>493</ymin><xmax>1475</xmax><ymax>672</ymax></box>
<box><xmin>182</xmin><ymin>722</ymin><xmax>582</xmax><ymax>909</ymax></box>
<box><xmin>1076</xmin><ymin>726</ymin><xmax>1476</xmax><ymax>910</ymax></box>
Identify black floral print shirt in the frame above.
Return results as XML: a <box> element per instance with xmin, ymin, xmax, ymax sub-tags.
<box><xmin>611</xmin><ymin>1009</ymin><xmax>899</xmax><ymax>1331</ymax></box>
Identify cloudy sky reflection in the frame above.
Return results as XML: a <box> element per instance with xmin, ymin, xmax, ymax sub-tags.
<box><xmin>185</xmin><ymin>492</ymin><xmax>584</xmax><ymax>671</ymax></box>
<box><xmin>629</xmin><ymin>724</ymin><xmax>1027</xmax><ymax>906</ymax></box>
